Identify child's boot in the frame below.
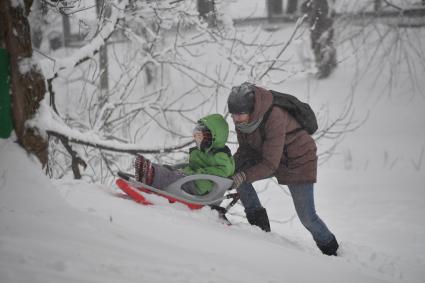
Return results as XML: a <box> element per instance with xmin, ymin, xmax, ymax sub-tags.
<box><xmin>134</xmin><ymin>155</ymin><xmax>154</xmax><ymax>185</ymax></box>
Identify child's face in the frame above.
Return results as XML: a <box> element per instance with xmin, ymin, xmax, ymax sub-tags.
<box><xmin>193</xmin><ymin>131</ymin><xmax>204</xmax><ymax>144</ymax></box>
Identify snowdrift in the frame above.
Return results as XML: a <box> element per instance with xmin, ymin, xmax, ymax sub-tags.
<box><xmin>0</xmin><ymin>139</ymin><xmax>392</xmax><ymax>283</ymax></box>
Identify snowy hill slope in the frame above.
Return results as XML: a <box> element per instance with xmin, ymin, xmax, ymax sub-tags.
<box><xmin>0</xmin><ymin>139</ymin><xmax>396</xmax><ymax>283</ymax></box>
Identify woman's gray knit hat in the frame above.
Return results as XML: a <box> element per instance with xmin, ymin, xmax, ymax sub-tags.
<box><xmin>227</xmin><ymin>82</ymin><xmax>255</xmax><ymax>114</ymax></box>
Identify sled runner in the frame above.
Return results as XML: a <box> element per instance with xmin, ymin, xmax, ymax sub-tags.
<box><xmin>115</xmin><ymin>171</ymin><xmax>239</xmax><ymax>222</ymax></box>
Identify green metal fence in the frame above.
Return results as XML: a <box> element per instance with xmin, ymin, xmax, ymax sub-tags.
<box><xmin>0</xmin><ymin>48</ymin><xmax>13</xmax><ymax>138</ymax></box>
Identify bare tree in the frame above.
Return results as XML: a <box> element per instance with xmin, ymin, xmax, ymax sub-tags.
<box><xmin>334</xmin><ymin>0</ymin><xmax>425</xmax><ymax>100</ymax></box>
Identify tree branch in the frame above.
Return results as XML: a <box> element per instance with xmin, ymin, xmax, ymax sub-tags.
<box><xmin>47</xmin><ymin>130</ymin><xmax>193</xmax><ymax>154</ymax></box>
<box><xmin>258</xmin><ymin>15</ymin><xmax>307</xmax><ymax>81</ymax></box>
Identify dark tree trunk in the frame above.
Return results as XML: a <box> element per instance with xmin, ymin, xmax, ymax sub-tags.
<box><xmin>267</xmin><ymin>0</ymin><xmax>283</xmax><ymax>21</ymax></box>
<box><xmin>197</xmin><ymin>0</ymin><xmax>216</xmax><ymax>26</ymax></box>
<box><xmin>62</xmin><ymin>14</ymin><xmax>71</xmax><ymax>47</ymax></box>
<box><xmin>272</xmin><ymin>0</ymin><xmax>283</xmax><ymax>14</ymax></box>
<box><xmin>286</xmin><ymin>0</ymin><xmax>298</xmax><ymax>14</ymax></box>
<box><xmin>0</xmin><ymin>0</ymin><xmax>48</xmax><ymax>166</ymax></box>
<box><xmin>96</xmin><ymin>0</ymin><xmax>109</xmax><ymax>93</ymax></box>
<box><xmin>301</xmin><ymin>0</ymin><xmax>337</xmax><ymax>79</ymax></box>
<box><xmin>98</xmin><ymin>47</ymin><xmax>109</xmax><ymax>92</ymax></box>
<box><xmin>374</xmin><ymin>0</ymin><xmax>382</xmax><ymax>12</ymax></box>
<box><xmin>267</xmin><ymin>0</ymin><xmax>273</xmax><ymax>22</ymax></box>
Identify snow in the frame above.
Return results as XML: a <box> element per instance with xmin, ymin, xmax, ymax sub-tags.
<box><xmin>1</xmin><ymin>138</ymin><xmax>399</xmax><ymax>283</ymax></box>
<box><xmin>215</xmin><ymin>1</ymin><xmax>235</xmax><ymax>33</ymax></box>
<box><xmin>2</xmin><ymin>64</ymin><xmax>425</xmax><ymax>282</ymax></box>
<box><xmin>227</xmin><ymin>0</ymin><xmax>266</xmax><ymax>19</ymax></box>
<box><xmin>17</xmin><ymin>57</ymin><xmax>43</xmax><ymax>75</ymax></box>
<box><xmin>2</xmin><ymin>3</ymin><xmax>425</xmax><ymax>283</ymax></box>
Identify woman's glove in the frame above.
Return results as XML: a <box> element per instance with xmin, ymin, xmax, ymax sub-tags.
<box><xmin>231</xmin><ymin>172</ymin><xmax>246</xmax><ymax>190</ymax></box>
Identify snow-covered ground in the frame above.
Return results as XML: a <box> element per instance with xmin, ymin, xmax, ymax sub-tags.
<box><xmin>2</xmin><ymin>4</ymin><xmax>425</xmax><ymax>283</ymax></box>
<box><xmin>3</xmin><ymin>136</ymin><xmax>421</xmax><ymax>283</ymax></box>
<box><xmin>2</xmin><ymin>57</ymin><xmax>425</xmax><ymax>283</ymax></box>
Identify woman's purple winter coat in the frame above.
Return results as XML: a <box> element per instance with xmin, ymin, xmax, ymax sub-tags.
<box><xmin>233</xmin><ymin>85</ymin><xmax>317</xmax><ymax>185</ymax></box>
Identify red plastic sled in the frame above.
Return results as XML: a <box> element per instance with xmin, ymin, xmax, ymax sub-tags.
<box><xmin>116</xmin><ymin>178</ymin><xmax>203</xmax><ymax>209</ymax></box>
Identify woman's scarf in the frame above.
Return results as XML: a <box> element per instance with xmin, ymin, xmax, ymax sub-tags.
<box><xmin>235</xmin><ymin>116</ymin><xmax>263</xmax><ymax>134</ymax></box>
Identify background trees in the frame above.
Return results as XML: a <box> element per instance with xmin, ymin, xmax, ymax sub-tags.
<box><xmin>2</xmin><ymin>0</ymin><xmax>424</xmax><ymax>183</ymax></box>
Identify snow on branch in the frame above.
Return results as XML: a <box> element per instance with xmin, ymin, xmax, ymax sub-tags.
<box><xmin>40</xmin><ymin>0</ymin><xmax>129</xmax><ymax>80</ymax></box>
<box><xmin>28</xmin><ymin>99</ymin><xmax>193</xmax><ymax>155</ymax></box>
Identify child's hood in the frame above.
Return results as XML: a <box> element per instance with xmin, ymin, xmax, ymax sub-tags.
<box><xmin>198</xmin><ymin>114</ymin><xmax>229</xmax><ymax>149</ymax></box>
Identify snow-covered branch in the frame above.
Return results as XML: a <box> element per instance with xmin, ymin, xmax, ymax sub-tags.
<box><xmin>47</xmin><ymin>130</ymin><xmax>193</xmax><ymax>154</ymax></box>
<box><xmin>29</xmin><ymin>100</ymin><xmax>193</xmax><ymax>155</ymax></box>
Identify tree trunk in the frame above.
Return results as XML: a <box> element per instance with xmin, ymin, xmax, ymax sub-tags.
<box><xmin>96</xmin><ymin>0</ymin><xmax>109</xmax><ymax>94</ymax></box>
<box><xmin>267</xmin><ymin>0</ymin><xmax>283</xmax><ymax>22</ymax></box>
<box><xmin>197</xmin><ymin>0</ymin><xmax>216</xmax><ymax>26</ymax></box>
<box><xmin>272</xmin><ymin>0</ymin><xmax>283</xmax><ymax>15</ymax></box>
<box><xmin>62</xmin><ymin>14</ymin><xmax>71</xmax><ymax>47</ymax></box>
<box><xmin>301</xmin><ymin>0</ymin><xmax>337</xmax><ymax>79</ymax></box>
<box><xmin>0</xmin><ymin>0</ymin><xmax>48</xmax><ymax>166</ymax></box>
<box><xmin>267</xmin><ymin>0</ymin><xmax>273</xmax><ymax>22</ymax></box>
<box><xmin>286</xmin><ymin>0</ymin><xmax>298</xmax><ymax>14</ymax></box>
<box><xmin>374</xmin><ymin>0</ymin><xmax>382</xmax><ymax>12</ymax></box>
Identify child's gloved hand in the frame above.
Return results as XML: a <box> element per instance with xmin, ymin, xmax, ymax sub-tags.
<box><xmin>231</xmin><ymin>172</ymin><xmax>246</xmax><ymax>190</ymax></box>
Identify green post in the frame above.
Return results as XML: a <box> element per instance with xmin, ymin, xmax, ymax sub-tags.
<box><xmin>0</xmin><ymin>48</ymin><xmax>13</xmax><ymax>138</ymax></box>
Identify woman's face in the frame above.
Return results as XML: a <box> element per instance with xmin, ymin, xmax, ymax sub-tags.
<box><xmin>231</xmin><ymin>113</ymin><xmax>250</xmax><ymax>124</ymax></box>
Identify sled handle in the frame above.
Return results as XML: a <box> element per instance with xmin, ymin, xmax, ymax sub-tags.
<box><xmin>163</xmin><ymin>174</ymin><xmax>233</xmax><ymax>205</ymax></box>
<box><xmin>121</xmin><ymin>173</ymin><xmax>234</xmax><ymax>206</ymax></box>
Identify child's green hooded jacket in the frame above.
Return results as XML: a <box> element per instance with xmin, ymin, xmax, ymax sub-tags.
<box><xmin>182</xmin><ymin>114</ymin><xmax>235</xmax><ymax>195</ymax></box>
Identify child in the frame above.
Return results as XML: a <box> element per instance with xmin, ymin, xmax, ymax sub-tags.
<box><xmin>134</xmin><ymin>114</ymin><xmax>235</xmax><ymax>196</ymax></box>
